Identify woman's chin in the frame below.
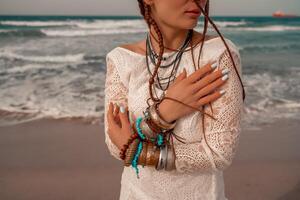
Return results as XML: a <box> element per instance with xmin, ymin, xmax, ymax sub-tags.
<box><xmin>182</xmin><ymin>20</ymin><xmax>199</xmax><ymax>29</ymax></box>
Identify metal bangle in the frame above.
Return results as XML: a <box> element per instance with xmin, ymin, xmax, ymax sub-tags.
<box><xmin>149</xmin><ymin>103</ymin><xmax>176</xmax><ymax>130</ymax></box>
<box><xmin>154</xmin><ymin>102</ymin><xmax>177</xmax><ymax>129</ymax></box>
<box><xmin>155</xmin><ymin>145</ymin><xmax>167</xmax><ymax>170</ymax></box>
<box><xmin>155</xmin><ymin>146</ymin><xmax>163</xmax><ymax>170</ymax></box>
<box><xmin>164</xmin><ymin>143</ymin><xmax>168</xmax><ymax>170</ymax></box>
<box><xmin>140</xmin><ymin>117</ymin><xmax>157</xmax><ymax>139</ymax></box>
<box><xmin>162</xmin><ymin>144</ymin><xmax>168</xmax><ymax>170</ymax></box>
<box><xmin>165</xmin><ymin>144</ymin><xmax>176</xmax><ymax>171</ymax></box>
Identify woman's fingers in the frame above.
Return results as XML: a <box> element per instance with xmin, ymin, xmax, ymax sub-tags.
<box><xmin>195</xmin><ymin>73</ymin><xmax>229</xmax><ymax>99</ymax></box>
<box><xmin>196</xmin><ymin>90</ymin><xmax>226</xmax><ymax>107</ymax></box>
<box><xmin>107</xmin><ymin>102</ymin><xmax>121</xmax><ymax>131</ymax></box>
<box><xmin>118</xmin><ymin>104</ymin><xmax>131</xmax><ymax>130</ymax></box>
<box><xmin>192</xmin><ymin>68</ymin><xmax>229</xmax><ymax>92</ymax></box>
<box><xmin>186</xmin><ymin>60</ymin><xmax>218</xmax><ymax>83</ymax></box>
<box><xmin>113</xmin><ymin>103</ymin><xmax>121</xmax><ymax>125</ymax></box>
<box><xmin>173</xmin><ymin>68</ymin><xmax>187</xmax><ymax>86</ymax></box>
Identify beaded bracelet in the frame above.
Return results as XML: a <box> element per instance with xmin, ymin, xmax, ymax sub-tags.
<box><xmin>119</xmin><ymin>133</ymin><xmax>138</xmax><ymax>160</ymax></box>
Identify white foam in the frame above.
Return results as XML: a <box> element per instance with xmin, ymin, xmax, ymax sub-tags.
<box><xmin>41</xmin><ymin>28</ymin><xmax>146</xmax><ymax>37</ymax></box>
<box><xmin>6</xmin><ymin>63</ymin><xmax>66</xmax><ymax>73</ymax></box>
<box><xmin>0</xmin><ymin>20</ymin><xmax>78</xmax><ymax>27</ymax></box>
<box><xmin>0</xmin><ymin>19</ymin><xmax>146</xmax><ymax>29</ymax></box>
<box><xmin>75</xmin><ymin>19</ymin><xmax>146</xmax><ymax>29</ymax></box>
<box><xmin>0</xmin><ymin>50</ymin><xmax>85</xmax><ymax>63</ymax></box>
<box><xmin>214</xmin><ymin>20</ymin><xmax>248</xmax><ymax>27</ymax></box>
<box><xmin>232</xmin><ymin>25</ymin><xmax>300</xmax><ymax>32</ymax></box>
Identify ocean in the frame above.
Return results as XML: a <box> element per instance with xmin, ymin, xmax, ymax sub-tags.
<box><xmin>0</xmin><ymin>15</ymin><xmax>299</xmax><ymax>130</ymax></box>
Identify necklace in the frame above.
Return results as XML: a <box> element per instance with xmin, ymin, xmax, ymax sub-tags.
<box><xmin>146</xmin><ymin>30</ymin><xmax>192</xmax><ymax>68</ymax></box>
<box><xmin>147</xmin><ymin>33</ymin><xmax>177</xmax><ymax>61</ymax></box>
<box><xmin>145</xmin><ymin>29</ymin><xmax>193</xmax><ymax>94</ymax></box>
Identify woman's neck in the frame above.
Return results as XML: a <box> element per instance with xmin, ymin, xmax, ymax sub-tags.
<box><xmin>148</xmin><ymin>25</ymin><xmax>190</xmax><ymax>53</ymax></box>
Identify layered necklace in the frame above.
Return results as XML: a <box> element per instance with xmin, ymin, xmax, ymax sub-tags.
<box><xmin>145</xmin><ymin>29</ymin><xmax>193</xmax><ymax>98</ymax></box>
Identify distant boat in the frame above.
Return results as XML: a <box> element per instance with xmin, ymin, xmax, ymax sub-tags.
<box><xmin>272</xmin><ymin>10</ymin><xmax>299</xmax><ymax>18</ymax></box>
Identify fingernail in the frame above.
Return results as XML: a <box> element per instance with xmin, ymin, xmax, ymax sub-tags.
<box><xmin>222</xmin><ymin>74</ymin><xmax>229</xmax><ymax>81</ymax></box>
<box><xmin>211</xmin><ymin>61</ymin><xmax>218</xmax><ymax>69</ymax></box>
<box><xmin>222</xmin><ymin>69</ymin><xmax>229</xmax><ymax>75</ymax></box>
<box><xmin>129</xmin><ymin>112</ymin><xmax>132</xmax><ymax>122</ymax></box>
<box><xmin>120</xmin><ymin>106</ymin><xmax>125</xmax><ymax>113</ymax></box>
<box><xmin>220</xmin><ymin>90</ymin><xmax>226</xmax><ymax>95</ymax></box>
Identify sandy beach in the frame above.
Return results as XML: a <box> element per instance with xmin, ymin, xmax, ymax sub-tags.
<box><xmin>0</xmin><ymin>118</ymin><xmax>299</xmax><ymax>200</ymax></box>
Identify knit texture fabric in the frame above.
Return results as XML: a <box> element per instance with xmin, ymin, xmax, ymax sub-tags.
<box><xmin>104</xmin><ymin>36</ymin><xmax>244</xmax><ymax>200</ymax></box>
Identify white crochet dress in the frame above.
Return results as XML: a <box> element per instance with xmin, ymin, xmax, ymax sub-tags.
<box><xmin>104</xmin><ymin>36</ymin><xmax>244</xmax><ymax>200</ymax></box>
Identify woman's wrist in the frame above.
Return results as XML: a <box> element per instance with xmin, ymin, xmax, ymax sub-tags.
<box><xmin>157</xmin><ymin>100</ymin><xmax>177</xmax><ymax>123</ymax></box>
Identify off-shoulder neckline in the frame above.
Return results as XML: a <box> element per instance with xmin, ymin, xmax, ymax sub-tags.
<box><xmin>116</xmin><ymin>36</ymin><xmax>222</xmax><ymax>58</ymax></box>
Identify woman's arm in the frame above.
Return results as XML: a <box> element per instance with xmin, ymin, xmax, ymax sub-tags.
<box><xmin>173</xmin><ymin>49</ymin><xmax>244</xmax><ymax>173</ymax></box>
<box><xmin>104</xmin><ymin>54</ymin><xmax>129</xmax><ymax>161</ymax></box>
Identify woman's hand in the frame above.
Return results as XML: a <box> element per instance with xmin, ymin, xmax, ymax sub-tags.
<box><xmin>158</xmin><ymin>60</ymin><xmax>229</xmax><ymax>123</ymax></box>
<box><xmin>107</xmin><ymin>102</ymin><xmax>133</xmax><ymax>151</ymax></box>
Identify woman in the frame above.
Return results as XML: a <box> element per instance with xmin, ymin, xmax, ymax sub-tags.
<box><xmin>104</xmin><ymin>0</ymin><xmax>245</xmax><ymax>199</ymax></box>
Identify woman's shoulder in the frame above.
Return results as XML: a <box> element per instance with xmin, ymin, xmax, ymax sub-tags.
<box><xmin>107</xmin><ymin>40</ymin><xmax>146</xmax><ymax>59</ymax></box>
<box><xmin>202</xmin><ymin>35</ymin><xmax>240</xmax><ymax>61</ymax></box>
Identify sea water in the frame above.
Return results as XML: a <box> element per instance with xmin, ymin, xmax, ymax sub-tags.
<box><xmin>0</xmin><ymin>15</ymin><xmax>299</xmax><ymax>129</ymax></box>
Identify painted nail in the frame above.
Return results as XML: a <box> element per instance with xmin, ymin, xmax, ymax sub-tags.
<box><xmin>120</xmin><ymin>105</ymin><xmax>125</xmax><ymax>113</ymax></box>
<box><xmin>220</xmin><ymin>90</ymin><xmax>226</xmax><ymax>95</ymax></box>
<box><xmin>221</xmin><ymin>69</ymin><xmax>230</xmax><ymax>75</ymax></box>
<box><xmin>211</xmin><ymin>61</ymin><xmax>218</xmax><ymax>69</ymax></box>
<box><xmin>222</xmin><ymin>74</ymin><xmax>229</xmax><ymax>81</ymax></box>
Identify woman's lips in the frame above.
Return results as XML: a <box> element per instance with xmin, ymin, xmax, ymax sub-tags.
<box><xmin>185</xmin><ymin>11</ymin><xmax>201</xmax><ymax>18</ymax></box>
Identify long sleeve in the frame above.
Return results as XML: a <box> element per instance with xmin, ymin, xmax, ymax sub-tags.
<box><xmin>174</xmin><ymin>48</ymin><xmax>244</xmax><ymax>174</ymax></box>
<box><xmin>103</xmin><ymin>53</ymin><xmax>129</xmax><ymax>161</ymax></box>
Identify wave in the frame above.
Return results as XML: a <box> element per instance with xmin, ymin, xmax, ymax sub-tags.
<box><xmin>0</xmin><ymin>20</ymin><xmax>78</xmax><ymax>27</ymax></box>
<box><xmin>1</xmin><ymin>19</ymin><xmax>248</xmax><ymax>29</ymax></box>
<box><xmin>242</xmin><ymin>72</ymin><xmax>300</xmax><ymax>128</ymax></box>
<box><xmin>0</xmin><ymin>19</ymin><xmax>146</xmax><ymax>29</ymax></box>
<box><xmin>0</xmin><ymin>29</ymin><xmax>46</xmax><ymax>37</ymax></box>
<box><xmin>4</xmin><ymin>63</ymin><xmax>66</xmax><ymax>73</ymax></box>
<box><xmin>240</xmin><ymin>43</ymin><xmax>300</xmax><ymax>52</ymax></box>
<box><xmin>0</xmin><ymin>50</ymin><xmax>85</xmax><ymax>63</ymax></box>
<box><xmin>232</xmin><ymin>25</ymin><xmax>300</xmax><ymax>32</ymax></box>
<box><xmin>212</xmin><ymin>20</ymin><xmax>249</xmax><ymax>27</ymax></box>
<box><xmin>40</xmin><ymin>28</ymin><xmax>146</xmax><ymax>37</ymax></box>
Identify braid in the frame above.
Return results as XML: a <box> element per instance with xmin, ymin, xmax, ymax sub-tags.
<box><xmin>136</xmin><ymin>0</ymin><xmax>246</xmax><ymax>157</ymax></box>
<box><xmin>142</xmin><ymin>2</ymin><xmax>165</xmax><ymax>103</ymax></box>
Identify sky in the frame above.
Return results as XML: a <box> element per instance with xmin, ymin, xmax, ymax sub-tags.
<box><xmin>0</xmin><ymin>0</ymin><xmax>299</xmax><ymax>16</ymax></box>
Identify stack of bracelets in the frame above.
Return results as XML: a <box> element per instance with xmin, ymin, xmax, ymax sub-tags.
<box><xmin>119</xmin><ymin>101</ymin><xmax>177</xmax><ymax>179</ymax></box>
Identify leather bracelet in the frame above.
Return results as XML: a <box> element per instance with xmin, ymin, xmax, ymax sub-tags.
<box><xmin>145</xmin><ymin>114</ymin><xmax>164</xmax><ymax>133</ymax></box>
<box><xmin>119</xmin><ymin>133</ymin><xmax>138</xmax><ymax>160</ymax></box>
<box><xmin>124</xmin><ymin>138</ymin><xmax>140</xmax><ymax>167</ymax></box>
<box><xmin>138</xmin><ymin>141</ymin><xmax>148</xmax><ymax>166</ymax></box>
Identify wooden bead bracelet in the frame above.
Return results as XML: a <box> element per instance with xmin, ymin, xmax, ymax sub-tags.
<box><xmin>119</xmin><ymin>132</ymin><xmax>139</xmax><ymax>160</ymax></box>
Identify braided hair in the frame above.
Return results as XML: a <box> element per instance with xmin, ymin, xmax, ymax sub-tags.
<box><xmin>137</xmin><ymin>0</ymin><xmax>245</xmax><ymax>154</ymax></box>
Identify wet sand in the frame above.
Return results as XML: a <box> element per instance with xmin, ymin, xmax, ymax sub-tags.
<box><xmin>0</xmin><ymin>118</ymin><xmax>299</xmax><ymax>200</ymax></box>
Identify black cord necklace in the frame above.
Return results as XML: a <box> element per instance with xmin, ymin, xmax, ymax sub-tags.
<box><xmin>145</xmin><ymin>29</ymin><xmax>193</xmax><ymax>93</ymax></box>
<box><xmin>146</xmin><ymin>30</ymin><xmax>192</xmax><ymax>68</ymax></box>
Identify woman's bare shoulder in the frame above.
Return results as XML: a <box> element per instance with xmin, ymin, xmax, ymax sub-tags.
<box><xmin>119</xmin><ymin>40</ymin><xmax>146</xmax><ymax>56</ymax></box>
<box><xmin>118</xmin><ymin>31</ymin><xmax>218</xmax><ymax>55</ymax></box>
